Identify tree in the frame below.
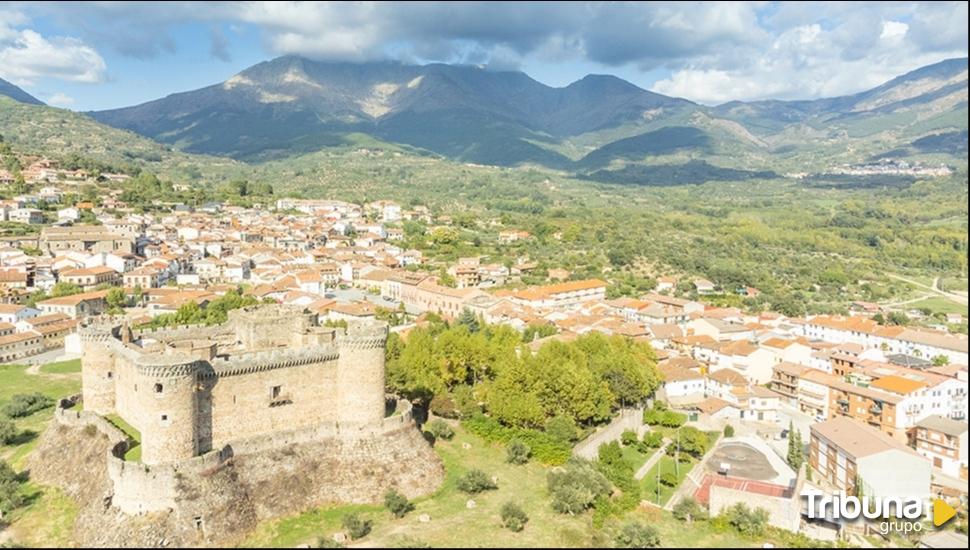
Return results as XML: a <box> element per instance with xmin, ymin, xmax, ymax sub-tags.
<box><xmin>547</xmin><ymin>459</ymin><xmax>611</xmax><ymax>515</ymax></box>
<box><xmin>457</xmin><ymin>308</ymin><xmax>481</xmax><ymax>333</ymax></box>
<box><xmin>723</xmin><ymin>424</ymin><xmax>735</xmax><ymax>438</ymax></box>
<box><xmin>425</xmin><ymin>419</ymin><xmax>455</xmax><ymax>441</ymax></box>
<box><xmin>786</xmin><ymin>422</ymin><xmax>803</xmax><ymax>470</ymax></box>
<box><xmin>0</xmin><ymin>417</ymin><xmax>16</xmax><ymax>445</ymax></box>
<box><xmin>722</xmin><ymin>503</ymin><xmax>769</xmax><ymax>536</ymax></box>
<box><xmin>621</xmin><ymin>429</ymin><xmax>639</xmax><ymax>447</ymax></box>
<box><xmin>660</xmin><ymin>471</ymin><xmax>678</xmax><ymax>487</ymax></box>
<box><xmin>384</xmin><ymin>488</ymin><xmax>414</xmax><ymax>518</ymax></box>
<box><xmin>456</xmin><ymin>469</ymin><xmax>497</xmax><ymax>494</ymax></box>
<box><xmin>105</xmin><ymin>287</ymin><xmax>127</xmax><ymax>313</ymax></box>
<box><xmin>0</xmin><ymin>460</ymin><xmax>24</xmax><ymax>520</ymax></box>
<box><xmin>341</xmin><ymin>512</ymin><xmax>372</xmax><ymax>540</ymax></box>
<box><xmin>672</xmin><ymin>497</ymin><xmax>707</xmax><ymax>523</ymax></box>
<box><xmin>500</xmin><ymin>501</ymin><xmax>529</xmax><ymax>532</ymax></box>
<box><xmin>50</xmin><ymin>281</ymin><xmax>82</xmax><ymax>298</ymax></box>
<box><xmin>506</xmin><ymin>439</ymin><xmax>531</xmax><ymax>465</ymax></box>
<box><xmin>544</xmin><ymin>415</ymin><xmax>578</xmax><ymax>443</ymax></box>
<box><xmin>932</xmin><ymin>355</ymin><xmax>950</xmax><ymax>367</ymax></box>
<box><xmin>615</xmin><ymin>521</ymin><xmax>661</xmax><ymax>548</ymax></box>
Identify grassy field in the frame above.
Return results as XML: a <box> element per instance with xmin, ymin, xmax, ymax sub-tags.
<box><xmin>38</xmin><ymin>359</ymin><xmax>82</xmax><ymax>375</ymax></box>
<box><xmin>907</xmin><ymin>296</ymin><xmax>968</xmax><ymax>317</ymax></box>
<box><xmin>640</xmin><ymin>455</ymin><xmax>697</xmax><ymax>507</ymax></box>
<box><xmin>0</xmin><ymin>360</ymin><xmax>82</xmax><ymax>548</ymax></box>
<box><xmin>106</xmin><ymin>414</ymin><xmax>142</xmax><ymax>462</ymax></box>
<box><xmin>0</xmin><ymin>362</ymin><xmax>81</xmax><ymax>470</ymax></box>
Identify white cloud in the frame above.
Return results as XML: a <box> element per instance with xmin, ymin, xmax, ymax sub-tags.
<box><xmin>0</xmin><ymin>14</ymin><xmax>106</xmax><ymax>85</ymax></box>
<box><xmin>46</xmin><ymin>92</ymin><xmax>76</xmax><ymax>107</ymax></box>
<box><xmin>881</xmin><ymin>21</ymin><xmax>909</xmax><ymax>40</ymax></box>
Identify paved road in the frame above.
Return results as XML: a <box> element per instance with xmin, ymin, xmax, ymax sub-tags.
<box><xmin>888</xmin><ymin>274</ymin><xmax>968</xmax><ymax>306</ymax></box>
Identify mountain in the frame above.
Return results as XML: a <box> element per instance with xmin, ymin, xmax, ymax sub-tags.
<box><xmin>91</xmin><ymin>56</ymin><xmax>699</xmax><ymax>166</ymax></box>
<box><xmin>0</xmin><ymin>77</ymin><xmax>44</xmax><ymax>106</ymax></box>
<box><xmin>89</xmin><ymin>56</ymin><xmax>968</xmax><ymax>173</ymax></box>
<box><xmin>712</xmin><ymin>58</ymin><xmax>968</xmax><ymax>135</ymax></box>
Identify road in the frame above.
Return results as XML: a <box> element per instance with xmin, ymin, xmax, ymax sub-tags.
<box><xmin>888</xmin><ymin>274</ymin><xmax>968</xmax><ymax>306</ymax></box>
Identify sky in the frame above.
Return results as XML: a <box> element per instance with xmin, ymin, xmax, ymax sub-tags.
<box><xmin>0</xmin><ymin>1</ymin><xmax>967</xmax><ymax>111</ymax></box>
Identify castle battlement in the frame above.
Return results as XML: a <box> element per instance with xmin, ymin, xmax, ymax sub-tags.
<box><xmin>79</xmin><ymin>304</ymin><xmax>389</xmax><ymax>466</ymax></box>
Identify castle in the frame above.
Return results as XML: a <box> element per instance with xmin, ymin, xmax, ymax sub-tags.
<box><xmin>31</xmin><ymin>305</ymin><xmax>444</xmax><ymax>546</ymax></box>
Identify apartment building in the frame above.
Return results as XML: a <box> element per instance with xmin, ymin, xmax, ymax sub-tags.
<box><xmin>909</xmin><ymin>415</ymin><xmax>968</xmax><ymax>479</ymax></box>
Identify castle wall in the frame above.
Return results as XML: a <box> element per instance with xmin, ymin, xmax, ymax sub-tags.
<box><xmin>138</xmin><ymin>360</ymin><xmax>200</xmax><ymax>464</ymax></box>
<box><xmin>203</xmin><ymin>354</ymin><xmax>341</xmax><ymax>452</ymax></box>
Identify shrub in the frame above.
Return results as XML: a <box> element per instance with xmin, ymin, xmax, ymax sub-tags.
<box><xmin>429</xmin><ymin>393</ymin><xmax>458</xmax><ymax>419</ymax></box>
<box><xmin>457</xmin><ymin>469</ymin><xmax>497</xmax><ymax>494</ymax></box>
<box><xmin>0</xmin><ymin>418</ymin><xmax>16</xmax><ymax>445</ymax></box>
<box><xmin>0</xmin><ymin>460</ymin><xmax>25</xmax><ymax>516</ymax></box>
<box><xmin>620</xmin><ymin>429</ymin><xmax>639</xmax><ymax>447</ymax></box>
<box><xmin>547</xmin><ymin>459</ymin><xmax>612</xmax><ymax>514</ymax></box>
<box><xmin>384</xmin><ymin>488</ymin><xmax>414</xmax><ymax>518</ymax></box>
<box><xmin>643</xmin><ymin>407</ymin><xmax>664</xmax><ymax>426</ymax></box>
<box><xmin>723</xmin><ymin>424</ymin><xmax>735</xmax><ymax>438</ymax></box>
<box><xmin>615</xmin><ymin>521</ymin><xmax>661</xmax><ymax>548</ymax></box>
<box><xmin>2</xmin><ymin>393</ymin><xmax>54</xmax><ymax>418</ymax></box>
<box><xmin>506</xmin><ymin>439</ymin><xmax>531</xmax><ymax>465</ymax></box>
<box><xmin>721</xmin><ymin>503</ymin><xmax>769</xmax><ymax>536</ymax></box>
<box><xmin>425</xmin><ymin>419</ymin><xmax>455</xmax><ymax>441</ymax></box>
<box><xmin>660</xmin><ymin>410</ymin><xmax>686</xmax><ymax>428</ymax></box>
<box><xmin>390</xmin><ymin>535</ymin><xmax>431</xmax><ymax>548</ymax></box>
<box><xmin>500</xmin><ymin>501</ymin><xmax>529</xmax><ymax>532</ymax></box>
<box><xmin>545</xmin><ymin>415</ymin><xmax>579</xmax><ymax>443</ymax></box>
<box><xmin>672</xmin><ymin>497</ymin><xmax>707</xmax><ymax>522</ymax></box>
<box><xmin>640</xmin><ymin>431</ymin><xmax>663</xmax><ymax>449</ymax></box>
<box><xmin>341</xmin><ymin>512</ymin><xmax>372</xmax><ymax>540</ymax></box>
<box><xmin>315</xmin><ymin>537</ymin><xmax>345</xmax><ymax>548</ymax></box>
<box><xmin>463</xmin><ymin>414</ymin><xmax>570</xmax><ymax>465</ymax></box>
<box><xmin>660</xmin><ymin>471</ymin><xmax>678</xmax><ymax>487</ymax></box>
<box><xmin>597</xmin><ymin>441</ymin><xmax>623</xmax><ymax>465</ymax></box>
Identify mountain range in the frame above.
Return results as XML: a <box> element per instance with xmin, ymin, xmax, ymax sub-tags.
<box><xmin>0</xmin><ymin>77</ymin><xmax>44</xmax><ymax>106</ymax></box>
<box><xmin>2</xmin><ymin>57</ymin><xmax>967</xmax><ymax>178</ymax></box>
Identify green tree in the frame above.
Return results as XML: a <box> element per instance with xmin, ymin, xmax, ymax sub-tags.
<box><xmin>615</xmin><ymin>521</ymin><xmax>661</xmax><ymax>548</ymax></box>
<box><xmin>0</xmin><ymin>460</ymin><xmax>24</xmax><ymax>520</ymax></box>
<box><xmin>0</xmin><ymin>417</ymin><xmax>16</xmax><ymax>445</ymax></box>
<box><xmin>672</xmin><ymin>497</ymin><xmax>707</xmax><ymax>523</ymax></box>
<box><xmin>786</xmin><ymin>422</ymin><xmax>803</xmax><ymax>470</ymax></box>
<box><xmin>341</xmin><ymin>512</ymin><xmax>372</xmax><ymax>540</ymax></box>
<box><xmin>547</xmin><ymin>459</ymin><xmax>612</xmax><ymax>515</ymax></box>
<box><xmin>384</xmin><ymin>488</ymin><xmax>414</xmax><ymax>518</ymax></box>
<box><xmin>500</xmin><ymin>501</ymin><xmax>529</xmax><ymax>532</ymax></box>
<box><xmin>506</xmin><ymin>439</ymin><xmax>531</xmax><ymax>465</ymax></box>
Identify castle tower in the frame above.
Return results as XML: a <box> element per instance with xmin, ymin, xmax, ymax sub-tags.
<box><xmin>136</xmin><ymin>357</ymin><xmax>199</xmax><ymax>465</ymax></box>
<box><xmin>335</xmin><ymin>323</ymin><xmax>388</xmax><ymax>426</ymax></box>
<box><xmin>79</xmin><ymin>323</ymin><xmax>117</xmax><ymax>415</ymax></box>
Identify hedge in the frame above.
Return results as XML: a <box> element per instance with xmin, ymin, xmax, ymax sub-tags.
<box><xmin>462</xmin><ymin>414</ymin><xmax>571</xmax><ymax>465</ymax></box>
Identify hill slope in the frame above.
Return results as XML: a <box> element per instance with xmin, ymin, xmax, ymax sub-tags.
<box><xmin>0</xmin><ymin>77</ymin><xmax>43</xmax><ymax>106</ymax></box>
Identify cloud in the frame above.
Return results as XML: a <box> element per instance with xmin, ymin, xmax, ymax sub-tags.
<box><xmin>46</xmin><ymin>92</ymin><xmax>76</xmax><ymax>107</ymax></box>
<box><xmin>0</xmin><ymin>14</ymin><xmax>107</xmax><ymax>85</ymax></box>
<box><xmin>8</xmin><ymin>2</ymin><xmax>969</xmax><ymax>103</ymax></box>
<box><xmin>210</xmin><ymin>26</ymin><xmax>231</xmax><ymax>62</ymax></box>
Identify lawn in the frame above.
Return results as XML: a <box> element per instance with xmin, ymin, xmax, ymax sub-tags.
<box><xmin>106</xmin><ymin>414</ymin><xmax>142</xmax><ymax>462</ymax></box>
<box><xmin>0</xmin><ymin>361</ymin><xmax>82</xmax><ymax>548</ymax></box>
<box><xmin>39</xmin><ymin>358</ymin><xmax>82</xmax><ymax>375</ymax></box>
<box><xmin>0</xmin><ymin>362</ymin><xmax>81</xmax><ymax>469</ymax></box>
<box><xmin>906</xmin><ymin>296</ymin><xmax>968</xmax><ymax>317</ymax></box>
<box><xmin>640</xmin><ymin>455</ymin><xmax>696</xmax><ymax>507</ymax></box>
<box><xmin>620</xmin><ymin>444</ymin><xmax>655</xmax><ymax>471</ymax></box>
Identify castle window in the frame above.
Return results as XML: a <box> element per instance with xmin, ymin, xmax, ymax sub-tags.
<box><xmin>271</xmin><ymin>385</ymin><xmax>282</xmax><ymax>399</ymax></box>
<box><xmin>107</xmin><ymin>372</ymin><xmax>113</xmax><ymax>379</ymax></box>
<box><xmin>154</xmin><ymin>383</ymin><xmax>164</xmax><ymax>394</ymax></box>
<box><xmin>161</xmin><ymin>414</ymin><xmax>168</xmax><ymax>422</ymax></box>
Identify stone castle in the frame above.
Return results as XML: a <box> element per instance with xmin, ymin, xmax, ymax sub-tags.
<box><xmin>29</xmin><ymin>305</ymin><xmax>444</xmax><ymax>546</ymax></box>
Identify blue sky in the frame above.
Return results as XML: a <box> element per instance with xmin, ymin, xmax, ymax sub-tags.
<box><xmin>1</xmin><ymin>1</ymin><xmax>966</xmax><ymax>111</ymax></box>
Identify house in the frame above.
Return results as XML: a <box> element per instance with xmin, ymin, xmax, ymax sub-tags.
<box><xmin>909</xmin><ymin>415</ymin><xmax>968</xmax><ymax>479</ymax></box>
<box><xmin>658</xmin><ymin>357</ymin><xmax>706</xmax><ymax>402</ymax></box>
<box><xmin>693</xmin><ymin>278</ymin><xmax>716</xmax><ymax>295</ymax></box>
<box><xmin>656</xmin><ymin>276</ymin><xmax>677</xmax><ymax>293</ymax></box>
<box><xmin>810</xmin><ymin>417</ymin><xmax>931</xmax><ymax>499</ymax></box>
<box><xmin>0</xmin><ymin>303</ymin><xmax>40</xmax><ymax>324</ymax></box>
<box><xmin>0</xmin><ymin>331</ymin><xmax>44</xmax><ymax>362</ymax></box>
<box><xmin>687</xmin><ymin>317</ymin><xmax>753</xmax><ymax>342</ymax></box>
<box><xmin>36</xmin><ymin>290</ymin><xmax>109</xmax><ymax>319</ymax></box>
<box><xmin>58</xmin><ymin>266</ymin><xmax>120</xmax><ymax>290</ymax></box>
<box><xmin>509</xmin><ymin>279</ymin><xmax>607</xmax><ymax>309</ymax></box>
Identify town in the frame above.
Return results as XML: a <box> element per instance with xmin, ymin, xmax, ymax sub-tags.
<box><xmin>0</xmin><ymin>154</ymin><xmax>966</xmax><ymax>547</ymax></box>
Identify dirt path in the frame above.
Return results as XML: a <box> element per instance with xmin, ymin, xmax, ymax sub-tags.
<box><xmin>889</xmin><ymin>274</ymin><xmax>968</xmax><ymax>305</ymax></box>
